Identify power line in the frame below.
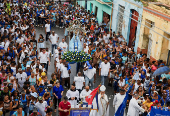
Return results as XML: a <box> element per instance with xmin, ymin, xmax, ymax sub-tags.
<box><xmin>106</xmin><ymin>0</ymin><xmax>170</xmax><ymax>35</ymax></box>
<box><xmin>99</xmin><ymin>1</ymin><xmax>170</xmax><ymax>41</ymax></box>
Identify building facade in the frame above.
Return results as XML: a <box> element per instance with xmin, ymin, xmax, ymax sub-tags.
<box><xmin>78</xmin><ymin>0</ymin><xmax>112</xmax><ymax>24</ymax></box>
<box><xmin>138</xmin><ymin>2</ymin><xmax>170</xmax><ymax>65</ymax></box>
<box><xmin>111</xmin><ymin>0</ymin><xmax>143</xmax><ymax>52</ymax></box>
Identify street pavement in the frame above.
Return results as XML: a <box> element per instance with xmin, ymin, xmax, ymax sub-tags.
<box><xmin>35</xmin><ymin>27</ymin><xmax>115</xmax><ymax>116</ymax></box>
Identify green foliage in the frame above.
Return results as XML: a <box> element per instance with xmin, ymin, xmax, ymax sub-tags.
<box><xmin>62</xmin><ymin>51</ymin><xmax>92</xmax><ymax>63</ymax></box>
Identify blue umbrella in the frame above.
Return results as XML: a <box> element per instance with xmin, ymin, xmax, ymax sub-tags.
<box><xmin>152</xmin><ymin>66</ymin><xmax>170</xmax><ymax>76</ymax></box>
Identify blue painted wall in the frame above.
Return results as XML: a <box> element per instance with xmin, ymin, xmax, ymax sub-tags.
<box><xmin>78</xmin><ymin>1</ymin><xmax>112</xmax><ymax>24</ymax></box>
<box><xmin>112</xmin><ymin>0</ymin><xmax>143</xmax><ymax>52</ymax></box>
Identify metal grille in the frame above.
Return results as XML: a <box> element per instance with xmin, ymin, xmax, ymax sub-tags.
<box><xmin>117</xmin><ymin>5</ymin><xmax>125</xmax><ymax>34</ymax></box>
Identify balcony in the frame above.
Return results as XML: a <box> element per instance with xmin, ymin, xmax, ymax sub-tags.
<box><xmin>96</xmin><ymin>0</ymin><xmax>112</xmax><ymax>4</ymax></box>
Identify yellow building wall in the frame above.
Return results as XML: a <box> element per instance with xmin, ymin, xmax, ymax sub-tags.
<box><xmin>138</xmin><ymin>10</ymin><xmax>170</xmax><ymax>62</ymax></box>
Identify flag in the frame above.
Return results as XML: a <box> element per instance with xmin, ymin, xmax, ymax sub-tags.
<box><xmin>85</xmin><ymin>86</ymin><xmax>100</xmax><ymax>105</ymax></box>
<box><xmin>115</xmin><ymin>84</ymin><xmax>133</xmax><ymax>116</ymax></box>
<box><xmin>95</xmin><ymin>91</ymin><xmax>99</xmax><ymax>110</ymax></box>
<box><xmin>147</xmin><ymin>106</ymin><xmax>170</xmax><ymax>116</ymax></box>
<box><xmin>67</xmin><ymin>63</ymin><xmax>71</xmax><ymax>70</ymax></box>
<box><xmin>86</xmin><ymin>61</ymin><xmax>92</xmax><ymax>69</ymax></box>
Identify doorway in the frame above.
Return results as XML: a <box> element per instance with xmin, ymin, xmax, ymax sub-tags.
<box><xmin>128</xmin><ymin>9</ymin><xmax>139</xmax><ymax>47</ymax></box>
<box><xmin>103</xmin><ymin>11</ymin><xmax>110</xmax><ymax>24</ymax></box>
<box><xmin>95</xmin><ymin>6</ymin><xmax>98</xmax><ymax>17</ymax></box>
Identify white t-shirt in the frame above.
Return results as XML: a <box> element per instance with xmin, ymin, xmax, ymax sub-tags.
<box><xmin>35</xmin><ymin>101</ymin><xmax>48</xmax><ymax>116</ymax></box>
<box><xmin>74</xmin><ymin>76</ymin><xmax>85</xmax><ymax>90</ymax></box>
<box><xmin>118</xmin><ymin>79</ymin><xmax>125</xmax><ymax>87</ymax></box>
<box><xmin>45</xmin><ymin>24</ymin><xmax>50</xmax><ymax>32</ymax></box>
<box><xmin>100</xmin><ymin>62</ymin><xmax>110</xmax><ymax>76</ymax></box>
<box><xmin>85</xmin><ymin>68</ymin><xmax>96</xmax><ymax>79</ymax></box>
<box><xmin>60</xmin><ymin>65</ymin><xmax>69</xmax><ymax>78</ymax></box>
<box><xmin>56</xmin><ymin>62</ymin><xmax>61</xmax><ymax>72</ymax></box>
<box><xmin>49</xmin><ymin>34</ymin><xmax>58</xmax><ymax>44</ymax></box>
<box><xmin>16</xmin><ymin>72</ymin><xmax>27</xmax><ymax>87</ymax></box>
<box><xmin>39</xmin><ymin>52</ymin><xmax>49</xmax><ymax>63</ymax></box>
<box><xmin>54</xmin><ymin>49</ymin><xmax>59</xmax><ymax>58</ymax></box>
<box><xmin>16</xmin><ymin>37</ymin><xmax>24</xmax><ymax>44</ymax></box>
<box><xmin>103</xmin><ymin>35</ymin><xmax>109</xmax><ymax>43</ymax></box>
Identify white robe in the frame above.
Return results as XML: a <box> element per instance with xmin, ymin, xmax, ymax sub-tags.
<box><xmin>127</xmin><ymin>98</ymin><xmax>145</xmax><ymax>116</ymax></box>
<box><xmin>90</xmin><ymin>94</ymin><xmax>109</xmax><ymax>116</ymax></box>
<box><xmin>59</xmin><ymin>42</ymin><xmax>68</xmax><ymax>52</ymax></box>
<box><xmin>66</xmin><ymin>89</ymin><xmax>79</xmax><ymax>108</ymax></box>
<box><xmin>80</xmin><ymin>89</ymin><xmax>92</xmax><ymax>103</ymax></box>
<box><xmin>113</xmin><ymin>93</ymin><xmax>126</xmax><ymax>115</ymax></box>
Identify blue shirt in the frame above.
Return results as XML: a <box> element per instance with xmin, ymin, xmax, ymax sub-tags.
<box><xmin>53</xmin><ymin>85</ymin><xmax>64</xmax><ymax>99</ymax></box>
<box><xmin>38</xmin><ymin>89</ymin><xmax>46</xmax><ymax>96</ymax></box>
<box><xmin>13</xmin><ymin>111</ymin><xmax>25</xmax><ymax>116</ymax></box>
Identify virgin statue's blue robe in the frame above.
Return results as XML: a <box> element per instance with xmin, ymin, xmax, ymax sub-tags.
<box><xmin>69</xmin><ymin>34</ymin><xmax>83</xmax><ymax>52</ymax></box>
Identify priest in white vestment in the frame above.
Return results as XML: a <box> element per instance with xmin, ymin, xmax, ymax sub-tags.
<box><xmin>127</xmin><ymin>94</ymin><xmax>145</xmax><ymax>116</ymax></box>
<box><xmin>66</xmin><ymin>84</ymin><xmax>79</xmax><ymax>108</ymax></box>
<box><xmin>113</xmin><ymin>89</ymin><xmax>126</xmax><ymax>116</ymax></box>
<box><xmin>59</xmin><ymin>38</ymin><xmax>68</xmax><ymax>52</ymax></box>
<box><xmin>90</xmin><ymin>85</ymin><xmax>109</xmax><ymax>116</ymax></box>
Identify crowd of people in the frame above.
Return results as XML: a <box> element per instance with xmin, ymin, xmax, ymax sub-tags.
<box><xmin>0</xmin><ymin>0</ymin><xmax>170</xmax><ymax>116</ymax></box>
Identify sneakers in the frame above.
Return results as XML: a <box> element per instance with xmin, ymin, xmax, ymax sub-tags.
<box><xmin>52</xmin><ymin>54</ymin><xmax>53</xmax><ymax>57</ymax></box>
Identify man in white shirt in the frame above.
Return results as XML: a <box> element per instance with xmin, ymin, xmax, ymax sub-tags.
<box><xmin>60</xmin><ymin>60</ymin><xmax>71</xmax><ymax>89</ymax></box>
<box><xmin>45</xmin><ymin>21</ymin><xmax>51</xmax><ymax>41</ymax></box>
<box><xmin>84</xmin><ymin>61</ymin><xmax>96</xmax><ymax>90</ymax></box>
<box><xmin>49</xmin><ymin>31</ymin><xmax>59</xmax><ymax>56</ymax></box>
<box><xmin>35</xmin><ymin>96</ymin><xmax>49</xmax><ymax>116</ymax></box>
<box><xmin>99</xmin><ymin>58</ymin><xmax>110</xmax><ymax>85</ymax></box>
<box><xmin>39</xmin><ymin>48</ymin><xmax>50</xmax><ymax>71</ymax></box>
<box><xmin>16</xmin><ymin>34</ymin><xmax>24</xmax><ymax>44</ymax></box>
<box><xmin>59</xmin><ymin>38</ymin><xmax>68</xmax><ymax>52</ymax></box>
<box><xmin>80</xmin><ymin>86</ymin><xmax>92</xmax><ymax>103</ymax></box>
<box><xmin>113</xmin><ymin>89</ymin><xmax>126</xmax><ymax>115</ymax></box>
<box><xmin>127</xmin><ymin>94</ymin><xmax>145</xmax><ymax>116</ymax></box>
<box><xmin>118</xmin><ymin>35</ymin><xmax>126</xmax><ymax>43</ymax></box>
<box><xmin>16</xmin><ymin>68</ymin><xmax>27</xmax><ymax>92</ymax></box>
<box><xmin>74</xmin><ymin>72</ymin><xmax>85</xmax><ymax>94</ymax></box>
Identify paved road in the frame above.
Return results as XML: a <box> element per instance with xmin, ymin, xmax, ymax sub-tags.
<box><xmin>35</xmin><ymin>27</ymin><xmax>115</xmax><ymax>116</ymax></box>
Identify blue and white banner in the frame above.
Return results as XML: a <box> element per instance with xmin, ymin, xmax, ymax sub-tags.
<box><xmin>70</xmin><ymin>108</ymin><xmax>91</xmax><ymax>116</ymax></box>
<box><xmin>147</xmin><ymin>106</ymin><xmax>170</xmax><ymax>116</ymax></box>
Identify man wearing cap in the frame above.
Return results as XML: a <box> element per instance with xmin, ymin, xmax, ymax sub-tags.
<box><xmin>59</xmin><ymin>96</ymin><xmax>71</xmax><ymax>116</ymax></box>
<box><xmin>99</xmin><ymin>58</ymin><xmax>110</xmax><ymax>85</ymax></box>
<box><xmin>93</xmin><ymin>85</ymin><xmax>109</xmax><ymax>116</ymax></box>
<box><xmin>16</xmin><ymin>68</ymin><xmax>27</xmax><ymax>92</ymax></box>
<box><xmin>127</xmin><ymin>94</ymin><xmax>145</xmax><ymax>116</ymax></box>
<box><xmin>29</xmin><ymin>92</ymin><xmax>38</xmax><ymax>113</ymax></box>
<box><xmin>49</xmin><ymin>31</ymin><xmax>59</xmax><ymax>57</ymax></box>
<box><xmin>66</xmin><ymin>84</ymin><xmax>79</xmax><ymax>108</ymax></box>
<box><xmin>35</xmin><ymin>96</ymin><xmax>49</xmax><ymax>116</ymax></box>
<box><xmin>113</xmin><ymin>89</ymin><xmax>126</xmax><ymax>115</ymax></box>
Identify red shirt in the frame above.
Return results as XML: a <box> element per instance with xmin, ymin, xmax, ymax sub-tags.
<box><xmin>59</xmin><ymin>101</ymin><xmax>71</xmax><ymax>116</ymax></box>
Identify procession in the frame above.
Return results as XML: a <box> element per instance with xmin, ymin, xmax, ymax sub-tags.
<box><xmin>0</xmin><ymin>0</ymin><xmax>170</xmax><ymax>116</ymax></box>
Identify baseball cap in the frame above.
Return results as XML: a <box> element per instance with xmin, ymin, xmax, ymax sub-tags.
<box><xmin>38</xmin><ymin>96</ymin><xmax>43</xmax><ymax>101</ymax></box>
<box><xmin>30</xmin><ymin>92</ymin><xmax>38</xmax><ymax>98</ymax></box>
<box><xmin>41</xmin><ymin>72</ymin><xmax>46</xmax><ymax>76</ymax></box>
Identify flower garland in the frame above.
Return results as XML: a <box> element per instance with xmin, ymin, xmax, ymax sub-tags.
<box><xmin>62</xmin><ymin>51</ymin><xmax>92</xmax><ymax>63</ymax></box>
